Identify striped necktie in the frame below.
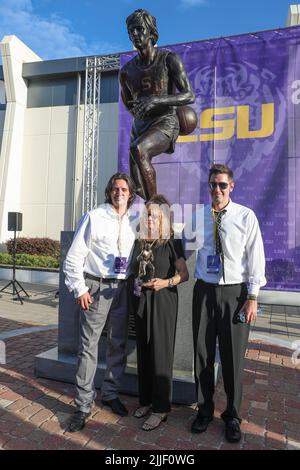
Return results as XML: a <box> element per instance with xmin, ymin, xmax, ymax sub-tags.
<box><xmin>214</xmin><ymin>209</ymin><xmax>226</xmax><ymax>281</ymax></box>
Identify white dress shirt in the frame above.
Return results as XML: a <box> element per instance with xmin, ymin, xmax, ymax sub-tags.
<box><xmin>63</xmin><ymin>203</ymin><xmax>138</xmax><ymax>298</ymax></box>
<box><xmin>194</xmin><ymin>200</ymin><xmax>266</xmax><ymax>296</ymax></box>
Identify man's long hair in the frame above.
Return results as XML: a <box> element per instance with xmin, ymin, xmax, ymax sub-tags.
<box><xmin>126</xmin><ymin>9</ymin><xmax>158</xmax><ymax>45</ymax></box>
<box><xmin>105</xmin><ymin>172</ymin><xmax>136</xmax><ymax>208</ymax></box>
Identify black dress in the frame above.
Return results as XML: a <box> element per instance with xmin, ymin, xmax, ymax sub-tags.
<box><xmin>130</xmin><ymin>237</ymin><xmax>186</xmax><ymax>413</ymax></box>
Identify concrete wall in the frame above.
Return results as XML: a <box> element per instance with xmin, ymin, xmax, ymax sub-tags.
<box><xmin>0</xmin><ymin>267</ymin><xmax>58</xmax><ymax>285</ymax></box>
<box><xmin>0</xmin><ymin>35</ymin><xmax>42</xmax><ymax>243</ymax></box>
<box><xmin>97</xmin><ymin>102</ymin><xmax>119</xmax><ymax>205</ymax></box>
<box><xmin>17</xmin><ymin>101</ymin><xmax>119</xmax><ymax>240</ymax></box>
<box><xmin>0</xmin><ymin>110</ymin><xmax>5</xmax><ymax>154</ymax></box>
<box><xmin>20</xmin><ymin>105</ymin><xmax>76</xmax><ymax>239</ymax></box>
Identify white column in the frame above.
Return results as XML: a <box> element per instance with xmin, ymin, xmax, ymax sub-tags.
<box><xmin>286</xmin><ymin>4</ymin><xmax>300</xmax><ymax>26</ymax></box>
<box><xmin>0</xmin><ymin>35</ymin><xmax>41</xmax><ymax>242</ymax></box>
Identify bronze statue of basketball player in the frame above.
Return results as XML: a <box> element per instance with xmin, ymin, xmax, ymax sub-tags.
<box><xmin>119</xmin><ymin>9</ymin><xmax>195</xmax><ymax>200</ymax></box>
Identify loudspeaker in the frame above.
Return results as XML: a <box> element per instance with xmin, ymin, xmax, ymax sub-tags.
<box><xmin>8</xmin><ymin>212</ymin><xmax>22</xmax><ymax>231</ymax></box>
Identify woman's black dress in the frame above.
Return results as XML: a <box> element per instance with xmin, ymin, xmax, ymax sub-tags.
<box><xmin>130</xmin><ymin>237</ymin><xmax>185</xmax><ymax>413</ymax></box>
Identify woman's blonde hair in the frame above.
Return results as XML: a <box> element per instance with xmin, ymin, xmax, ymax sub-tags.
<box><xmin>140</xmin><ymin>194</ymin><xmax>173</xmax><ymax>245</ymax></box>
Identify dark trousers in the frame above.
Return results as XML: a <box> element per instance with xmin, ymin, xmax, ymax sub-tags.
<box><xmin>135</xmin><ymin>305</ymin><xmax>177</xmax><ymax>413</ymax></box>
<box><xmin>192</xmin><ymin>280</ymin><xmax>250</xmax><ymax>422</ymax></box>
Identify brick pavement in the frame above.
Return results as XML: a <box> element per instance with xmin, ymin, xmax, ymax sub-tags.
<box><xmin>0</xmin><ymin>318</ymin><xmax>43</xmax><ymax>333</ymax></box>
<box><xmin>0</xmin><ymin>320</ymin><xmax>299</xmax><ymax>450</ymax></box>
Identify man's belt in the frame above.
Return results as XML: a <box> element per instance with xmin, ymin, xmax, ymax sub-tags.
<box><xmin>84</xmin><ymin>272</ymin><xmax>123</xmax><ymax>284</ymax></box>
<box><xmin>197</xmin><ymin>279</ymin><xmax>246</xmax><ymax>288</ymax></box>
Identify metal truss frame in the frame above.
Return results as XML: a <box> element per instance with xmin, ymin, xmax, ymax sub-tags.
<box><xmin>82</xmin><ymin>54</ymin><xmax>120</xmax><ymax>214</ymax></box>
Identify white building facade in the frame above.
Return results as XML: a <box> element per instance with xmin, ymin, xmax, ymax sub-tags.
<box><xmin>0</xmin><ymin>4</ymin><xmax>299</xmax><ymax>244</ymax></box>
<box><xmin>0</xmin><ymin>36</ymin><xmax>120</xmax><ymax>244</ymax></box>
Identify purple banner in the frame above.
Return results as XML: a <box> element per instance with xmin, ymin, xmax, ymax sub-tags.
<box><xmin>118</xmin><ymin>26</ymin><xmax>300</xmax><ymax>291</ymax></box>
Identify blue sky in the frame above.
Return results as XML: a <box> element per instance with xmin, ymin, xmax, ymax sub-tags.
<box><xmin>0</xmin><ymin>0</ymin><xmax>296</xmax><ymax>60</ymax></box>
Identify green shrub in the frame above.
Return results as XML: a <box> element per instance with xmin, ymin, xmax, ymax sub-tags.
<box><xmin>0</xmin><ymin>252</ymin><xmax>59</xmax><ymax>269</ymax></box>
<box><xmin>6</xmin><ymin>237</ymin><xmax>60</xmax><ymax>258</ymax></box>
<box><xmin>0</xmin><ymin>253</ymin><xmax>12</xmax><ymax>265</ymax></box>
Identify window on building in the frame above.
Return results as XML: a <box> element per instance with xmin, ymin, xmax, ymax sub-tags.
<box><xmin>27</xmin><ymin>76</ymin><xmax>77</xmax><ymax>108</ymax></box>
<box><xmin>80</xmin><ymin>71</ymin><xmax>119</xmax><ymax>104</ymax></box>
<box><xmin>27</xmin><ymin>71</ymin><xmax>119</xmax><ymax>108</ymax></box>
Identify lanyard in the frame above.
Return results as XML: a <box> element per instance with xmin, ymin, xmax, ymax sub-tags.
<box><xmin>117</xmin><ymin>215</ymin><xmax>126</xmax><ymax>257</ymax></box>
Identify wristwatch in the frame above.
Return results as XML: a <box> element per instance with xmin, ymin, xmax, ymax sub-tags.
<box><xmin>168</xmin><ymin>277</ymin><xmax>174</xmax><ymax>288</ymax></box>
<box><xmin>247</xmin><ymin>294</ymin><xmax>257</xmax><ymax>301</ymax></box>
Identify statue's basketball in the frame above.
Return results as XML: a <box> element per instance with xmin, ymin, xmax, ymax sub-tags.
<box><xmin>176</xmin><ymin>105</ymin><xmax>198</xmax><ymax>136</ymax></box>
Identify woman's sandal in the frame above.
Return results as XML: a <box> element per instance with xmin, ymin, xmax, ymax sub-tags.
<box><xmin>133</xmin><ymin>405</ymin><xmax>151</xmax><ymax>418</ymax></box>
<box><xmin>141</xmin><ymin>412</ymin><xmax>168</xmax><ymax>431</ymax></box>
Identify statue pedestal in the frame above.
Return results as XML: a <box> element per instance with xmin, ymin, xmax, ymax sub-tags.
<box><xmin>35</xmin><ymin>231</ymin><xmax>220</xmax><ymax>405</ymax></box>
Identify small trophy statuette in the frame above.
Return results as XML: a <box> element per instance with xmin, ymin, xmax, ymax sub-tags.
<box><xmin>137</xmin><ymin>241</ymin><xmax>155</xmax><ymax>282</ymax></box>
